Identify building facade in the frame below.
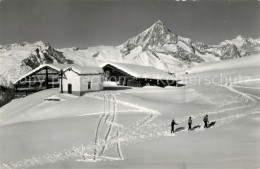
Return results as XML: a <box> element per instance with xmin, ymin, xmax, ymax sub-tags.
<box><xmin>60</xmin><ymin>65</ymin><xmax>104</xmax><ymax>96</ymax></box>
<box><xmin>14</xmin><ymin>64</ymin><xmax>104</xmax><ymax>97</ymax></box>
<box><xmin>14</xmin><ymin>64</ymin><xmax>70</xmax><ymax>97</ymax></box>
<box><xmin>101</xmin><ymin>63</ymin><xmax>177</xmax><ymax>87</ymax></box>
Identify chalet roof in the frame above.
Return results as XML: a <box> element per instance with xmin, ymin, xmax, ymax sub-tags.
<box><xmin>14</xmin><ymin>64</ymin><xmax>104</xmax><ymax>84</ymax></box>
<box><xmin>64</xmin><ymin>65</ymin><xmax>104</xmax><ymax>75</ymax></box>
<box><xmin>14</xmin><ymin>64</ymin><xmax>73</xmax><ymax>84</ymax></box>
<box><xmin>100</xmin><ymin>62</ymin><xmax>176</xmax><ymax>81</ymax></box>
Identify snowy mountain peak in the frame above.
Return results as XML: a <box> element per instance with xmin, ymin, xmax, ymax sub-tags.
<box><xmin>219</xmin><ymin>35</ymin><xmax>260</xmax><ymax>53</ymax></box>
<box><xmin>154</xmin><ymin>19</ymin><xmax>163</xmax><ymax>25</ymax></box>
<box><xmin>150</xmin><ymin>20</ymin><xmax>166</xmax><ymax>30</ymax></box>
<box><xmin>33</xmin><ymin>41</ymin><xmax>50</xmax><ymax>47</ymax></box>
<box><xmin>235</xmin><ymin>35</ymin><xmax>244</xmax><ymax>40</ymax></box>
<box><xmin>121</xmin><ymin>20</ymin><xmax>178</xmax><ymax>53</ymax></box>
<box><xmin>33</xmin><ymin>40</ymin><xmax>46</xmax><ymax>45</ymax></box>
<box><xmin>149</xmin><ymin>20</ymin><xmax>173</xmax><ymax>36</ymax></box>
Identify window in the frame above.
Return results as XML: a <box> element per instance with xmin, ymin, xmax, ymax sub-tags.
<box><xmin>88</xmin><ymin>82</ymin><xmax>91</xmax><ymax>89</ymax></box>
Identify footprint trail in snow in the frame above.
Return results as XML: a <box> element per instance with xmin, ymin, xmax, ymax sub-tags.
<box><xmin>2</xmin><ymin>85</ymin><xmax>259</xmax><ymax>169</ymax></box>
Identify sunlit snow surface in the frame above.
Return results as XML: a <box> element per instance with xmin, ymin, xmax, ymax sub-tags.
<box><xmin>0</xmin><ymin>53</ymin><xmax>260</xmax><ymax>169</ymax></box>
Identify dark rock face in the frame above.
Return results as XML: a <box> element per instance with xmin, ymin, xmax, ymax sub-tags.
<box><xmin>219</xmin><ymin>44</ymin><xmax>241</xmax><ymax>60</ymax></box>
<box><xmin>239</xmin><ymin>38</ymin><xmax>260</xmax><ymax>56</ymax></box>
<box><xmin>0</xmin><ymin>86</ymin><xmax>14</xmax><ymax>107</ymax></box>
<box><xmin>21</xmin><ymin>42</ymin><xmax>68</xmax><ymax>69</ymax></box>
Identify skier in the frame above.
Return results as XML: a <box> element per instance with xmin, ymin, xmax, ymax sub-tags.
<box><xmin>203</xmin><ymin>114</ymin><xmax>209</xmax><ymax>128</ymax></box>
<box><xmin>171</xmin><ymin>119</ymin><xmax>178</xmax><ymax>133</ymax></box>
<box><xmin>188</xmin><ymin>116</ymin><xmax>192</xmax><ymax>131</ymax></box>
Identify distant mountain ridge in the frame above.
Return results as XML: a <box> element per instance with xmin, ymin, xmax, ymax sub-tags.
<box><xmin>1</xmin><ymin>20</ymin><xmax>260</xmax><ymax>88</ymax></box>
<box><xmin>119</xmin><ymin>20</ymin><xmax>260</xmax><ymax>69</ymax></box>
<box><xmin>0</xmin><ymin>41</ymin><xmax>68</xmax><ymax>87</ymax></box>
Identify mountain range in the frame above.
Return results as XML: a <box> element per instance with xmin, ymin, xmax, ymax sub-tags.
<box><xmin>1</xmin><ymin>20</ymin><xmax>260</xmax><ymax>88</ymax></box>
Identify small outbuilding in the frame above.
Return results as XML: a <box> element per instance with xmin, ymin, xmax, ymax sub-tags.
<box><xmin>60</xmin><ymin>65</ymin><xmax>104</xmax><ymax>96</ymax></box>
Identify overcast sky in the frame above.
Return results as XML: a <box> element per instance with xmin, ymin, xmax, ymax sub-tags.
<box><xmin>0</xmin><ymin>0</ymin><xmax>259</xmax><ymax>48</ymax></box>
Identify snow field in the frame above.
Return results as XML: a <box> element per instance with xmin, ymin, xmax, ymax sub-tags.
<box><xmin>1</xmin><ymin>82</ymin><xmax>260</xmax><ymax>169</ymax></box>
<box><xmin>1</xmin><ymin>52</ymin><xmax>260</xmax><ymax>168</ymax></box>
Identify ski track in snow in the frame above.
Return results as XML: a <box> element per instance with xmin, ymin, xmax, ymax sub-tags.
<box><xmin>232</xmin><ymin>78</ymin><xmax>260</xmax><ymax>84</ymax></box>
<box><xmin>232</xmin><ymin>85</ymin><xmax>260</xmax><ymax>90</ymax></box>
<box><xmin>221</xmin><ymin>85</ymin><xmax>257</xmax><ymax>103</ymax></box>
<box><xmin>2</xmin><ymin>85</ymin><xmax>260</xmax><ymax>169</ymax></box>
<box><xmin>76</xmin><ymin>109</ymin><xmax>146</xmax><ymax>117</ymax></box>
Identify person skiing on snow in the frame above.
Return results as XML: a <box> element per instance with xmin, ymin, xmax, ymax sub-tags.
<box><xmin>188</xmin><ymin>116</ymin><xmax>192</xmax><ymax>131</ymax></box>
<box><xmin>171</xmin><ymin>119</ymin><xmax>178</xmax><ymax>133</ymax></box>
<box><xmin>203</xmin><ymin>114</ymin><xmax>209</xmax><ymax>128</ymax></box>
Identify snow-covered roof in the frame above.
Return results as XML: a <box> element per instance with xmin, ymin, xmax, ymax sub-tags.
<box><xmin>14</xmin><ymin>64</ymin><xmax>104</xmax><ymax>84</ymax></box>
<box><xmin>14</xmin><ymin>64</ymin><xmax>73</xmax><ymax>84</ymax></box>
<box><xmin>64</xmin><ymin>65</ymin><xmax>104</xmax><ymax>75</ymax></box>
<box><xmin>100</xmin><ymin>62</ymin><xmax>176</xmax><ymax>80</ymax></box>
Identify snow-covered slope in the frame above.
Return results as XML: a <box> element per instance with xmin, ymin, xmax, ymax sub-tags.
<box><xmin>177</xmin><ymin>53</ymin><xmax>260</xmax><ymax>86</ymax></box>
<box><xmin>0</xmin><ymin>41</ymin><xmax>67</xmax><ymax>87</ymax></box>
<box><xmin>184</xmin><ymin>53</ymin><xmax>260</xmax><ymax>75</ymax></box>
<box><xmin>59</xmin><ymin>46</ymin><xmax>124</xmax><ymax>67</ymax></box>
<box><xmin>1</xmin><ymin>76</ymin><xmax>259</xmax><ymax>168</ymax></box>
